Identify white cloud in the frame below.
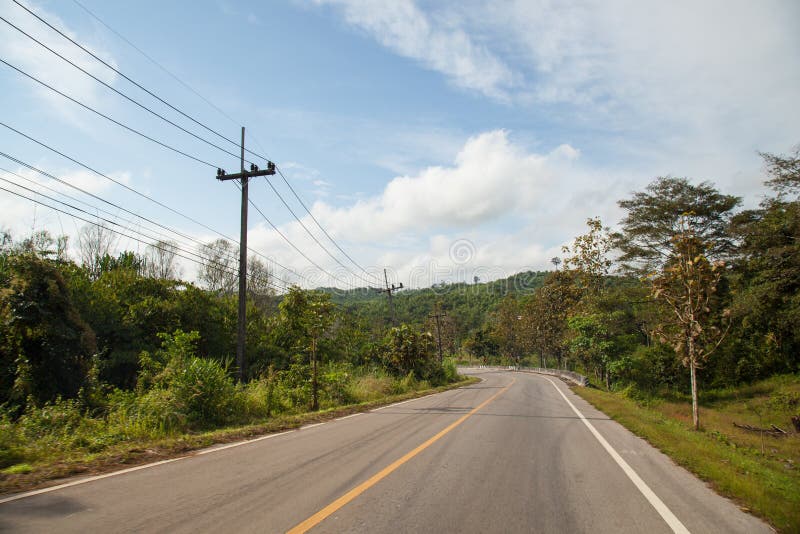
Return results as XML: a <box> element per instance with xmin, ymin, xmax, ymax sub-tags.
<box><xmin>244</xmin><ymin>130</ymin><xmax>629</xmax><ymax>288</ymax></box>
<box><xmin>312</xmin><ymin>0</ymin><xmax>516</xmax><ymax>100</ymax></box>
<box><xmin>310</xmin><ymin>130</ymin><xmax>568</xmax><ymax>240</ymax></box>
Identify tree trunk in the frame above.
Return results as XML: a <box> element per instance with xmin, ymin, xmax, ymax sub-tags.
<box><xmin>690</xmin><ymin>359</ymin><xmax>699</xmax><ymax>430</ymax></box>
<box><xmin>311</xmin><ymin>338</ymin><xmax>319</xmax><ymax>411</ymax></box>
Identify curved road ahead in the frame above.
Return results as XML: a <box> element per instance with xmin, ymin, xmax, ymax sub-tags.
<box><xmin>0</xmin><ymin>370</ymin><xmax>771</xmax><ymax>533</ymax></box>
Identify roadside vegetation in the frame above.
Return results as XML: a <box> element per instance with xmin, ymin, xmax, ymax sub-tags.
<box><xmin>575</xmin><ymin>375</ymin><xmax>799</xmax><ymax>532</ymax></box>
<box><xmin>1</xmin><ymin>145</ymin><xmax>798</xmax><ymax>523</ymax></box>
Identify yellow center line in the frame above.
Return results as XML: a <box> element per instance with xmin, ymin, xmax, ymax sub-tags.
<box><xmin>287</xmin><ymin>377</ymin><xmax>516</xmax><ymax>534</ymax></box>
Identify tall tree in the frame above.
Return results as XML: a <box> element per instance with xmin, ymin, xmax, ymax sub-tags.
<box><xmin>145</xmin><ymin>240</ymin><xmax>180</xmax><ymax>280</ymax></box>
<box><xmin>615</xmin><ymin>177</ymin><xmax>740</xmax><ymax>273</ymax></box>
<box><xmin>563</xmin><ymin>216</ymin><xmax>613</xmax><ymax>298</ymax></box>
<box><xmin>198</xmin><ymin>239</ymin><xmax>237</xmax><ymax>293</ymax></box>
<box><xmin>729</xmin><ymin>146</ymin><xmax>800</xmax><ymax>374</ymax></box>
<box><xmin>279</xmin><ymin>287</ymin><xmax>335</xmax><ymax>410</ymax></box>
<box><xmin>650</xmin><ymin>216</ymin><xmax>730</xmax><ymax>430</ymax></box>
<box><xmin>78</xmin><ymin>223</ymin><xmax>117</xmax><ymax>279</ymax></box>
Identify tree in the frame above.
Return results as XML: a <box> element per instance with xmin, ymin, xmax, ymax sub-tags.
<box><xmin>247</xmin><ymin>256</ymin><xmax>275</xmax><ymax>307</ymax></box>
<box><xmin>279</xmin><ymin>287</ymin><xmax>335</xmax><ymax>410</ymax></box>
<box><xmin>0</xmin><ymin>253</ymin><xmax>96</xmax><ymax>405</ymax></box>
<box><xmin>615</xmin><ymin>177</ymin><xmax>740</xmax><ymax>273</ymax></box>
<box><xmin>562</xmin><ymin>217</ymin><xmax>612</xmax><ymax>297</ymax></box>
<box><xmin>729</xmin><ymin>146</ymin><xmax>800</xmax><ymax>375</ymax></box>
<box><xmin>650</xmin><ymin>216</ymin><xmax>730</xmax><ymax>430</ymax></box>
<box><xmin>144</xmin><ymin>240</ymin><xmax>180</xmax><ymax>280</ymax></box>
<box><xmin>198</xmin><ymin>239</ymin><xmax>237</xmax><ymax>293</ymax></box>
<box><xmin>523</xmin><ymin>270</ymin><xmax>581</xmax><ymax>368</ymax></box>
<box><xmin>78</xmin><ymin>223</ymin><xmax>117</xmax><ymax>279</ymax></box>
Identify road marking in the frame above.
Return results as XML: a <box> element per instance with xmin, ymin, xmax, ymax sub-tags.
<box><xmin>300</xmin><ymin>422</ymin><xmax>325</xmax><ymax>430</ymax></box>
<box><xmin>0</xmin><ymin>429</ymin><xmax>299</xmax><ymax>505</ymax></box>
<box><xmin>287</xmin><ymin>378</ymin><xmax>515</xmax><ymax>534</ymax></box>
<box><xmin>335</xmin><ymin>413</ymin><xmax>363</xmax><ymax>421</ymax></box>
<box><xmin>371</xmin><ymin>393</ymin><xmax>437</xmax><ymax>411</ymax></box>
<box><xmin>543</xmin><ymin>377</ymin><xmax>691</xmax><ymax>534</ymax></box>
<box><xmin>194</xmin><ymin>430</ymin><xmax>296</xmax><ymax>455</ymax></box>
<box><xmin>0</xmin><ymin>457</ymin><xmax>185</xmax><ymax>505</ymax></box>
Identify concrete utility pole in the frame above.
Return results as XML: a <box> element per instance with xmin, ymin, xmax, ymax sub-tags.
<box><xmin>429</xmin><ymin>307</ymin><xmax>447</xmax><ymax>363</ymax></box>
<box><xmin>380</xmin><ymin>268</ymin><xmax>403</xmax><ymax>325</ymax></box>
<box><xmin>215</xmin><ymin>127</ymin><xmax>275</xmax><ymax>381</ymax></box>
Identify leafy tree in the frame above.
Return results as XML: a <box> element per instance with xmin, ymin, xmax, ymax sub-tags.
<box><xmin>522</xmin><ymin>270</ymin><xmax>582</xmax><ymax>368</ymax></box>
<box><xmin>0</xmin><ymin>253</ymin><xmax>96</xmax><ymax>405</ymax></box>
<box><xmin>729</xmin><ymin>147</ymin><xmax>800</xmax><ymax>375</ymax></box>
<box><xmin>381</xmin><ymin>323</ymin><xmax>438</xmax><ymax>380</ymax></box>
<box><xmin>278</xmin><ymin>287</ymin><xmax>335</xmax><ymax>410</ymax></box>
<box><xmin>198</xmin><ymin>239</ymin><xmax>237</xmax><ymax>293</ymax></box>
<box><xmin>650</xmin><ymin>217</ymin><xmax>730</xmax><ymax>430</ymax></box>
<box><xmin>462</xmin><ymin>327</ymin><xmax>498</xmax><ymax>364</ymax></box>
<box><xmin>562</xmin><ymin>217</ymin><xmax>613</xmax><ymax>297</ymax></box>
<box><xmin>615</xmin><ymin>177</ymin><xmax>740</xmax><ymax>273</ymax></box>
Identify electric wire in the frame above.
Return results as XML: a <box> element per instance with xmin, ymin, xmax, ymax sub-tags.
<box><xmin>0</xmin><ymin>122</ymin><xmax>305</xmax><ymax>285</ymax></box>
<box><xmin>70</xmin><ymin>0</ymin><xmax>242</xmax><ymax>130</ymax></box>
<box><xmin>14</xmin><ymin>0</ymin><xmax>243</xmax><ymax>156</ymax></box>
<box><xmin>0</xmin><ymin>184</ymin><xmax>283</xmax><ymax>292</ymax></box>
<box><xmin>236</xmin><ymin>181</ymin><xmax>355</xmax><ymax>289</ymax></box>
<box><xmin>0</xmin><ymin>166</ymin><xmax>286</xmax><ymax>288</ymax></box>
<box><xmin>10</xmin><ymin>1</ymin><xmax>370</xmax><ymax>288</ymax></box>
<box><xmin>261</xmin><ymin>177</ymin><xmax>374</xmax><ymax>286</ymax></box>
<box><xmin>0</xmin><ymin>15</ymin><xmax>244</xmax><ymax>163</ymax></box>
<box><xmin>0</xmin><ymin>57</ymin><xmax>218</xmax><ymax>168</ymax></box>
<box><xmin>17</xmin><ymin>1</ymin><xmax>377</xmax><ymax>284</ymax></box>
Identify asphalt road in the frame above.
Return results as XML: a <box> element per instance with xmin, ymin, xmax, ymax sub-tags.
<box><xmin>0</xmin><ymin>370</ymin><xmax>773</xmax><ymax>533</ymax></box>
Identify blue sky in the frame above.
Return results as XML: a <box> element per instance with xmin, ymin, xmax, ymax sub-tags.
<box><xmin>1</xmin><ymin>0</ymin><xmax>798</xmax><ymax>289</ymax></box>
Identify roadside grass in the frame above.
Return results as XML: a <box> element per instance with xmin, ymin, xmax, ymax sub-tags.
<box><xmin>574</xmin><ymin>374</ymin><xmax>800</xmax><ymax>533</ymax></box>
<box><xmin>0</xmin><ymin>375</ymin><xmax>478</xmax><ymax>495</ymax></box>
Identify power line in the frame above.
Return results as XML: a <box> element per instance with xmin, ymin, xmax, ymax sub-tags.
<box><xmin>261</xmin><ymin>176</ymin><xmax>374</xmax><ymax>286</ymax></box>
<box><xmin>0</xmin><ymin>165</ymin><xmax>279</xmax><ymax>286</ymax></box>
<box><xmin>10</xmin><ymin>1</ymin><xmax>369</xmax><ymax>289</ymax></box>
<box><xmin>14</xmin><ymin>0</ymin><xmax>243</xmax><ymax>155</ymax></box>
<box><xmin>241</xmin><ymin>182</ymin><xmax>355</xmax><ymax>289</ymax></box>
<box><xmin>274</xmin><ymin>164</ymin><xmax>381</xmax><ymax>283</ymax></box>
<box><xmin>71</xmin><ymin>0</ymin><xmax>243</xmax><ymax>130</ymax></box>
<box><xmin>17</xmin><ymin>1</ymin><xmax>375</xmax><ymax>287</ymax></box>
<box><xmin>0</xmin><ymin>57</ymin><xmax>218</xmax><ymax>168</ymax></box>
<box><xmin>0</xmin><ymin>122</ymin><xmax>304</xmax><ymax>285</ymax></box>
<box><xmin>0</xmin><ymin>183</ymin><xmax>285</xmax><ymax>292</ymax></box>
<box><xmin>0</xmin><ymin>15</ymin><xmax>243</xmax><ymax>162</ymax></box>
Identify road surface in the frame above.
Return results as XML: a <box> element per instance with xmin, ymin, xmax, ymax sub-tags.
<box><xmin>0</xmin><ymin>369</ymin><xmax>772</xmax><ymax>533</ymax></box>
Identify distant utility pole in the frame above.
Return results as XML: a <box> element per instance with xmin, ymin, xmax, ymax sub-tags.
<box><xmin>215</xmin><ymin>126</ymin><xmax>275</xmax><ymax>381</ymax></box>
<box><xmin>379</xmin><ymin>268</ymin><xmax>403</xmax><ymax>325</ymax></box>
<box><xmin>429</xmin><ymin>306</ymin><xmax>447</xmax><ymax>363</ymax></box>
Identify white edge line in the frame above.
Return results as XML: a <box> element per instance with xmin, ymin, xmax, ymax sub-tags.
<box><xmin>335</xmin><ymin>413</ymin><xmax>363</xmax><ymax>421</ymax></box>
<box><xmin>194</xmin><ymin>429</ymin><xmax>296</xmax><ymax>455</ymax></box>
<box><xmin>0</xmin><ymin>457</ymin><xmax>184</xmax><ymax>505</ymax></box>
<box><xmin>0</xmin><ymin>384</ymin><xmax>474</xmax><ymax>505</ymax></box>
<box><xmin>0</xmin><ymin>429</ymin><xmax>298</xmax><ymax>506</ymax></box>
<box><xmin>543</xmin><ymin>376</ymin><xmax>691</xmax><ymax>534</ymax></box>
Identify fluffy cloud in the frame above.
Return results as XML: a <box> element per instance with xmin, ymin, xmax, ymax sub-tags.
<box><xmin>311</xmin><ymin>130</ymin><xmax>578</xmax><ymax>241</ymax></box>
<box><xmin>245</xmin><ymin>130</ymin><xmax>623</xmax><ymax>288</ymax></box>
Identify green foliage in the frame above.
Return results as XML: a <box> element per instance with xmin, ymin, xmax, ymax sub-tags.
<box><xmin>380</xmin><ymin>324</ymin><xmax>443</xmax><ymax>382</ymax></box>
<box><xmin>0</xmin><ymin>253</ymin><xmax>96</xmax><ymax>406</ymax></box>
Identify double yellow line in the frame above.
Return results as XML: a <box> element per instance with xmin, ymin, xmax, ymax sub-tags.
<box><xmin>288</xmin><ymin>378</ymin><xmax>515</xmax><ymax>533</ymax></box>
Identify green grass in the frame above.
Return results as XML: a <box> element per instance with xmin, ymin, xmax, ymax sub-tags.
<box><xmin>0</xmin><ymin>375</ymin><xmax>478</xmax><ymax>495</ymax></box>
<box><xmin>574</xmin><ymin>374</ymin><xmax>800</xmax><ymax>533</ymax></box>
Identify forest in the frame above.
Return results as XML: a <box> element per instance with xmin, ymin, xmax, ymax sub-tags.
<box><xmin>0</xmin><ymin>147</ymin><xmax>797</xmax><ymax>467</ymax></box>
